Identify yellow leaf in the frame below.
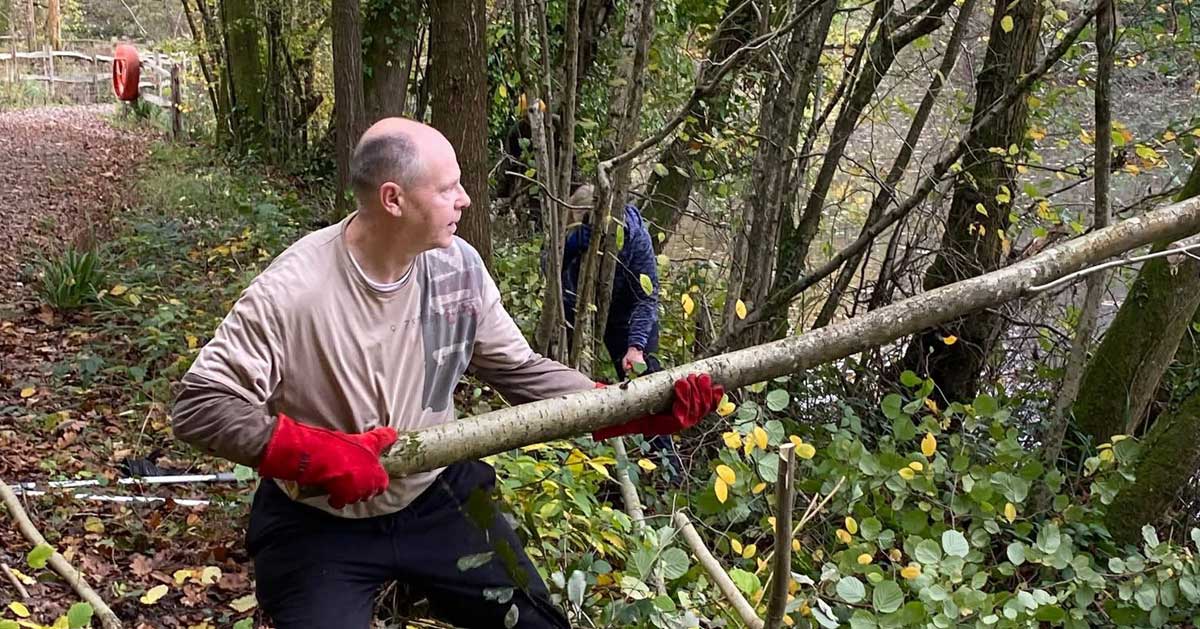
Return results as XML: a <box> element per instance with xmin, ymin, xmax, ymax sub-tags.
<box><xmin>186</xmin><ymin>334</ymin><xmax>198</xmax><ymax>349</ymax></box>
<box><xmin>731</xmin><ymin>538</ymin><xmax>743</xmax><ymax>554</ymax></box>
<box><xmin>9</xmin><ymin>569</ymin><xmax>34</xmax><ymax>585</ymax></box>
<box><xmin>19</xmin><ymin>387</ymin><xmax>35</xmax><ymax>399</ymax></box>
<box><xmin>587</xmin><ymin>460</ymin><xmax>613</xmax><ymax>480</ymax></box>
<box><xmin>1111</xmin><ymin>434</ymin><xmax>1129</xmax><ymax>443</ymax></box>
<box><xmin>51</xmin><ymin>616</ymin><xmax>70</xmax><ymax>629</ymax></box>
<box><xmin>792</xmin><ymin>539</ymin><xmax>801</xmax><ymax>552</ymax></box>
<box><xmin>908</xmin><ymin>461</ymin><xmax>924</xmax><ymax>472</ymax></box>
<box><xmin>942</xmin><ymin>335</ymin><xmax>958</xmax><ymax>345</ymax></box>
<box><xmin>743</xmin><ymin>544</ymin><xmax>758</xmax><ymax>559</ymax></box>
<box><xmin>637</xmin><ymin>458</ymin><xmax>657</xmax><ymax>471</ymax></box>
<box><xmin>857</xmin><ymin>553</ymin><xmax>873</xmax><ymax>565</ymax></box>
<box><xmin>681</xmin><ymin>293</ymin><xmax>695</xmax><ymax>317</ymax></box>
<box><xmin>200</xmin><ymin>566</ymin><xmax>222</xmax><ymax>585</ymax></box>
<box><xmin>717</xmin><ymin>399</ymin><xmax>736</xmax><ymax>417</ymax></box>
<box><xmin>845</xmin><ymin>516</ymin><xmax>859</xmax><ymax>535</ymax></box>
<box><xmin>898</xmin><ymin>468</ymin><xmax>916</xmax><ymax>480</ymax></box>
<box><xmin>174</xmin><ymin>569</ymin><xmax>195</xmax><ymax>585</ymax></box>
<box><xmin>1001</xmin><ymin>15</ymin><xmax>1014</xmax><ymax>32</ymax></box>
<box><xmin>1099</xmin><ymin>448</ymin><xmax>1115</xmax><ymax>463</ymax></box>
<box><xmin>84</xmin><ymin>516</ymin><xmax>105</xmax><ymax>534</ymax></box>
<box><xmin>836</xmin><ymin>529</ymin><xmax>852</xmax><ymax>544</ymax></box>
<box><xmin>744</xmin><ymin>437</ymin><xmax>756</xmax><ymax>456</ymax></box>
<box><xmin>639</xmin><ymin>274</ymin><xmax>654</xmax><ymax>296</ymax></box>
<box><xmin>715</xmin><ymin>478</ymin><xmax>729</xmax><ymax>503</ymax></box>
<box><xmin>596</xmin><ymin>573</ymin><xmax>614</xmax><ymax>586</ymax></box>
<box><xmin>789</xmin><ymin>435</ymin><xmax>803</xmax><ymax>448</ymax></box>
<box><xmin>601</xmin><ymin>531</ymin><xmax>626</xmax><ymax>551</ymax></box>
<box><xmin>110</xmin><ymin>284</ymin><xmax>128</xmax><ymax>296</ymax></box>
<box><xmin>752</xmin><ymin>482</ymin><xmax>767</xmax><ymax>495</ymax></box>
<box><xmin>722</xmin><ymin>431</ymin><xmax>743</xmax><ymax>449</ymax></box>
<box><xmin>8</xmin><ymin>602</ymin><xmax>30</xmax><ymax>617</ymax></box>
<box><xmin>229</xmin><ymin>594</ymin><xmax>257</xmax><ymax>613</ymax></box>
<box><xmin>1026</xmin><ymin>128</ymin><xmax>1046</xmax><ymax>141</ymax></box>
<box><xmin>796</xmin><ymin>443</ymin><xmax>816</xmax><ymax>460</ymax></box>
<box><xmin>1164</xmin><ymin>130</ymin><xmax>1178</xmax><ymax>142</ymax></box>
<box><xmin>1004</xmin><ymin>502</ymin><xmax>1017</xmax><ymax>523</ymax></box>
<box><xmin>716</xmin><ymin>465</ymin><xmax>737</xmax><ymax>485</ymax></box>
<box><xmin>140</xmin><ymin>584</ymin><xmax>169</xmax><ymax>605</ymax></box>
<box><xmin>754</xmin><ymin>426</ymin><xmax>768</xmax><ymax>450</ymax></box>
<box><xmin>901</xmin><ymin>564</ymin><xmax>922</xmax><ymax>580</ymax></box>
<box><xmin>768</xmin><ymin>516</ymin><xmax>777</xmax><ymax>528</ymax></box>
<box><xmin>889</xmin><ymin>549</ymin><xmax>903</xmax><ymax>562</ymax></box>
<box><xmin>921</xmin><ymin>433</ymin><xmax>937</xmax><ymax>457</ymax></box>
<box><xmin>783</xmin><ymin>614</ymin><xmax>795</xmax><ymax>626</ymax></box>
<box><xmin>735</xmin><ymin>299</ymin><xmax>748</xmax><ymax>320</ymax></box>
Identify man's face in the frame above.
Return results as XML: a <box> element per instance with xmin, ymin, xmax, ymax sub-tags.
<box><xmin>399</xmin><ymin>140</ymin><xmax>470</xmax><ymax>251</ymax></box>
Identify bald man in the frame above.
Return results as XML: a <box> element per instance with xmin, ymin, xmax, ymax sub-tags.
<box><xmin>171</xmin><ymin>118</ymin><xmax>722</xmax><ymax>628</ymax></box>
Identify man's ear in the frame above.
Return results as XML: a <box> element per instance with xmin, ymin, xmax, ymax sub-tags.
<box><xmin>379</xmin><ymin>182</ymin><xmax>404</xmax><ymax>218</ymax></box>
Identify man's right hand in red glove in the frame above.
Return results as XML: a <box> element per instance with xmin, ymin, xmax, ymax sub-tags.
<box><xmin>591</xmin><ymin>373</ymin><xmax>724</xmax><ymax>441</ymax></box>
<box><xmin>258</xmin><ymin>413</ymin><xmax>397</xmax><ymax>509</ymax></box>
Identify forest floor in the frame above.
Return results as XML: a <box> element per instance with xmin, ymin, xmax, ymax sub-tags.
<box><xmin>0</xmin><ymin>105</ymin><xmax>271</xmax><ymax>629</ymax></box>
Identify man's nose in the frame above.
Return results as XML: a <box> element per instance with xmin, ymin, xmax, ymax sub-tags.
<box><xmin>458</xmin><ymin>186</ymin><xmax>471</xmax><ymax>209</ymax></box>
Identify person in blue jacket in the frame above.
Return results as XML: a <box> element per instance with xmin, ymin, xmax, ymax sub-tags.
<box><xmin>560</xmin><ymin>184</ymin><xmax>682</xmax><ymax>479</ymax></box>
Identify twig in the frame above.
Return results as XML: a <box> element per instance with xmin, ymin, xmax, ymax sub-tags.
<box><xmin>2</xmin><ymin>562</ymin><xmax>29</xmax><ymax>600</ymax></box>
<box><xmin>1028</xmin><ymin>243</ymin><xmax>1200</xmax><ymax>292</ymax></box>
<box><xmin>673</xmin><ymin>511</ymin><xmax>765</xmax><ymax>629</ymax></box>
<box><xmin>757</xmin><ymin>476</ymin><xmax>846</xmax><ymax>578</ymax></box>
<box><xmin>503</xmin><ymin>170</ymin><xmax>591</xmax><ymax>210</ymax></box>
<box><xmin>608</xmin><ymin>437</ymin><xmax>666</xmax><ymax>595</ymax></box>
<box><xmin>764</xmin><ymin>444</ymin><xmax>795</xmax><ymax>629</ymax></box>
<box><xmin>0</xmin><ymin>479</ymin><xmax>122</xmax><ymax>629</ymax></box>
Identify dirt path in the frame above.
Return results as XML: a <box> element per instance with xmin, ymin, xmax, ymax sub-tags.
<box><xmin>0</xmin><ymin>105</ymin><xmax>153</xmax><ymax>308</ymax></box>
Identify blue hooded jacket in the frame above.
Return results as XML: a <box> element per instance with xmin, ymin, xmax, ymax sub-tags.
<box><xmin>562</xmin><ymin>204</ymin><xmax>660</xmax><ymax>352</ymax></box>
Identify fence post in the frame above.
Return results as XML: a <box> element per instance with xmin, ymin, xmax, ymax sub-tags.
<box><xmin>7</xmin><ymin>37</ymin><xmax>15</xmax><ymax>83</ymax></box>
<box><xmin>90</xmin><ymin>54</ymin><xmax>98</xmax><ymax>103</ymax></box>
<box><xmin>44</xmin><ymin>44</ymin><xmax>54</xmax><ymax>101</ymax></box>
<box><xmin>155</xmin><ymin>52</ymin><xmax>163</xmax><ymax>98</ymax></box>
<box><xmin>171</xmin><ymin>63</ymin><xmax>182</xmax><ymax>140</ymax></box>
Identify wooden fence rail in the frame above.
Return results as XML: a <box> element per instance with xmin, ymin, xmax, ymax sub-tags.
<box><xmin>0</xmin><ymin>46</ymin><xmax>185</xmax><ymax>106</ymax></box>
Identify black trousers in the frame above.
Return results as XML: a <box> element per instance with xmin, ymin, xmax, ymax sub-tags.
<box><xmin>247</xmin><ymin>461</ymin><xmax>570</xmax><ymax>629</ymax></box>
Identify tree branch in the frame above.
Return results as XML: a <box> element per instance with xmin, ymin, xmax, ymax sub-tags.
<box><xmin>674</xmin><ymin>512</ymin><xmax>764</xmax><ymax>629</ymax></box>
<box><xmin>764</xmin><ymin>444</ymin><xmax>795</xmax><ymax>629</ymax></box>
<box><xmin>0</xmin><ymin>480</ymin><xmax>122</xmax><ymax>629</ymax></box>
<box><xmin>381</xmin><ymin>193</ymin><xmax>1200</xmax><ymax>477</ymax></box>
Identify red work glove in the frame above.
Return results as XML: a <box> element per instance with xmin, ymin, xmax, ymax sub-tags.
<box><xmin>258</xmin><ymin>413</ymin><xmax>397</xmax><ymax>509</ymax></box>
<box><xmin>591</xmin><ymin>374</ymin><xmax>724</xmax><ymax>441</ymax></box>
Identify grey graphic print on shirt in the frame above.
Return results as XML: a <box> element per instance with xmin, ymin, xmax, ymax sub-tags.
<box><xmin>420</xmin><ymin>245</ymin><xmax>481</xmax><ymax>412</ymax></box>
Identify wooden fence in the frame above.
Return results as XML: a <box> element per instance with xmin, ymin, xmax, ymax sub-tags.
<box><xmin>0</xmin><ymin>42</ymin><xmax>185</xmax><ymax>107</ymax></box>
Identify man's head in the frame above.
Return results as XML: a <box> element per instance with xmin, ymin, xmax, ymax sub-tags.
<box><xmin>567</xmin><ymin>184</ymin><xmax>594</xmax><ymax>225</ymax></box>
<box><xmin>349</xmin><ymin>118</ymin><xmax>469</xmax><ymax>251</ymax></box>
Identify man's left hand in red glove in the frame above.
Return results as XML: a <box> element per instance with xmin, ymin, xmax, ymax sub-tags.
<box><xmin>591</xmin><ymin>373</ymin><xmax>724</xmax><ymax>441</ymax></box>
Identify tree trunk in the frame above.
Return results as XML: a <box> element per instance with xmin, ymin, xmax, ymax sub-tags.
<box><xmin>814</xmin><ymin>0</ymin><xmax>979</xmax><ymax>329</ymax></box>
<box><xmin>223</xmin><ymin>0</ymin><xmax>267</xmax><ymax>152</ymax></box>
<box><xmin>24</xmin><ymin>0</ymin><xmax>34</xmax><ymax>51</ymax></box>
<box><xmin>44</xmin><ymin>0</ymin><xmax>59</xmax><ymax>50</ymax></box>
<box><xmin>640</xmin><ymin>0</ymin><xmax>760</xmax><ymax>251</ymax></box>
<box><xmin>429</xmin><ymin>0</ymin><xmax>492</xmax><ymax>267</ymax></box>
<box><xmin>771</xmin><ymin>0</ymin><xmax>957</xmax><ymax>324</ymax></box>
<box><xmin>363</xmin><ymin>0</ymin><xmax>420</xmax><ymax>123</ymax></box>
<box><xmin>901</xmin><ymin>0</ymin><xmax>1044</xmax><ymax>404</ymax></box>
<box><xmin>380</xmin><ymin>194</ymin><xmax>1200</xmax><ymax>476</ymax></box>
<box><xmin>1038</xmin><ymin>0</ymin><xmax>1116</xmax><ymax>476</ymax></box>
<box><xmin>332</xmin><ymin>0</ymin><xmax>367</xmax><ymax>215</ymax></box>
<box><xmin>725</xmin><ymin>0</ymin><xmax>837</xmax><ymax>348</ymax></box>
<box><xmin>569</xmin><ymin>0</ymin><xmax>655</xmax><ymax>371</ymax></box>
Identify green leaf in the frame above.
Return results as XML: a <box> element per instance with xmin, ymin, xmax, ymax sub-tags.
<box><xmin>67</xmin><ymin>603</ymin><xmax>94</xmax><ymax>629</ymax></box>
<box><xmin>893</xmin><ymin>417</ymin><xmax>917</xmax><ymax>443</ymax></box>
<box><xmin>872</xmin><ymin>580</ymin><xmax>904</xmax><ymax>613</ymax></box>
<box><xmin>0</xmin><ymin>622</ymin><xmax>16</xmax><ymax>629</ymax></box>
<box><xmin>660</xmin><ymin>548</ymin><xmax>690</xmax><ymax>580</ymax></box>
<box><xmin>486</xmin><ymin>586</ymin><xmax>516</xmax><ymax>604</ymax></box>
<box><xmin>567</xmin><ymin>570</ymin><xmax>586</xmax><ymax>606</ymax></box>
<box><xmin>1135</xmin><ymin>582</ymin><xmax>1158</xmax><ymax>611</ymax></box>
<box><xmin>729</xmin><ymin>568</ymin><xmax>760</xmax><ymax>596</ymax></box>
<box><xmin>639</xmin><ymin>273</ymin><xmax>653</xmax><ymax>296</ymax></box>
<box><xmin>457</xmin><ymin>552</ymin><xmax>494</xmax><ymax>571</ymax></box>
<box><xmin>27</xmin><ymin>543</ymin><xmax>54</xmax><ymax>569</ymax></box>
<box><xmin>766</xmin><ymin>389</ymin><xmax>790</xmax><ymax>412</ymax></box>
<box><xmin>942</xmin><ymin>530</ymin><xmax>969</xmax><ymax>557</ymax></box>
<box><xmin>504</xmin><ymin>603</ymin><xmax>520</xmax><ymax>628</ymax></box>
<box><xmin>900</xmin><ymin>371</ymin><xmax>922</xmax><ymax>387</ymax></box>
<box><xmin>861</xmin><ymin>517</ymin><xmax>883</xmax><ymax>541</ymax></box>
<box><xmin>915</xmin><ymin>539</ymin><xmax>943</xmax><ymax>564</ymax></box>
<box><xmin>882</xmin><ymin>394</ymin><xmax>904</xmax><ymax>419</ymax></box>
<box><xmin>1136</xmin><ymin>145</ymin><xmax>1160</xmax><ymax>161</ymax></box>
<box><xmin>973</xmin><ymin>394</ymin><xmax>998</xmax><ymax>416</ymax></box>
<box><xmin>838</xmin><ymin>576</ymin><xmax>867</xmax><ymax>603</ymax></box>
<box><xmin>1037</xmin><ymin>523</ymin><xmax>1061</xmax><ymax>554</ymax></box>
<box><xmin>653</xmin><ymin>163</ymin><xmax>669</xmax><ymax>177</ymax></box>
<box><xmin>1035</xmin><ymin>605</ymin><xmax>1067</xmax><ymax>622</ymax></box>
<box><xmin>1182</xmin><ymin>576</ymin><xmax>1200</xmax><ymax>603</ymax></box>
<box><xmin>1142</xmin><ymin>525</ymin><xmax>1161</xmax><ymax>548</ymax></box>
<box><xmin>232</xmin><ymin>620</ymin><xmax>254</xmax><ymax>629</ymax></box>
<box><xmin>653</xmin><ymin>594</ymin><xmax>677</xmax><ymax>612</ymax></box>
<box><xmin>233</xmin><ymin>464</ymin><xmax>256</xmax><ymax>482</ymax></box>
<box><xmin>1006</xmin><ymin>542</ymin><xmax>1027</xmax><ymax>565</ymax></box>
<box><xmin>616</xmin><ymin>224</ymin><xmax>625</xmax><ymax>251</ymax></box>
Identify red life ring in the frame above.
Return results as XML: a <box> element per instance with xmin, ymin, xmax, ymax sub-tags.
<box><xmin>112</xmin><ymin>44</ymin><xmax>141</xmax><ymax>102</ymax></box>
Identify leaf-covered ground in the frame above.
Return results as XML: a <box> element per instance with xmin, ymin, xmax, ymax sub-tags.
<box><xmin>0</xmin><ymin>106</ymin><xmax>267</xmax><ymax>629</ymax></box>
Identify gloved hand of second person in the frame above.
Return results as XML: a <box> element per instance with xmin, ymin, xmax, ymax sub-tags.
<box><xmin>591</xmin><ymin>374</ymin><xmax>724</xmax><ymax>441</ymax></box>
<box><xmin>258</xmin><ymin>413</ymin><xmax>397</xmax><ymax>509</ymax></box>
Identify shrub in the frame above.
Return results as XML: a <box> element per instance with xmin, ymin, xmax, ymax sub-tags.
<box><xmin>37</xmin><ymin>248</ymin><xmax>104</xmax><ymax>311</ymax></box>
